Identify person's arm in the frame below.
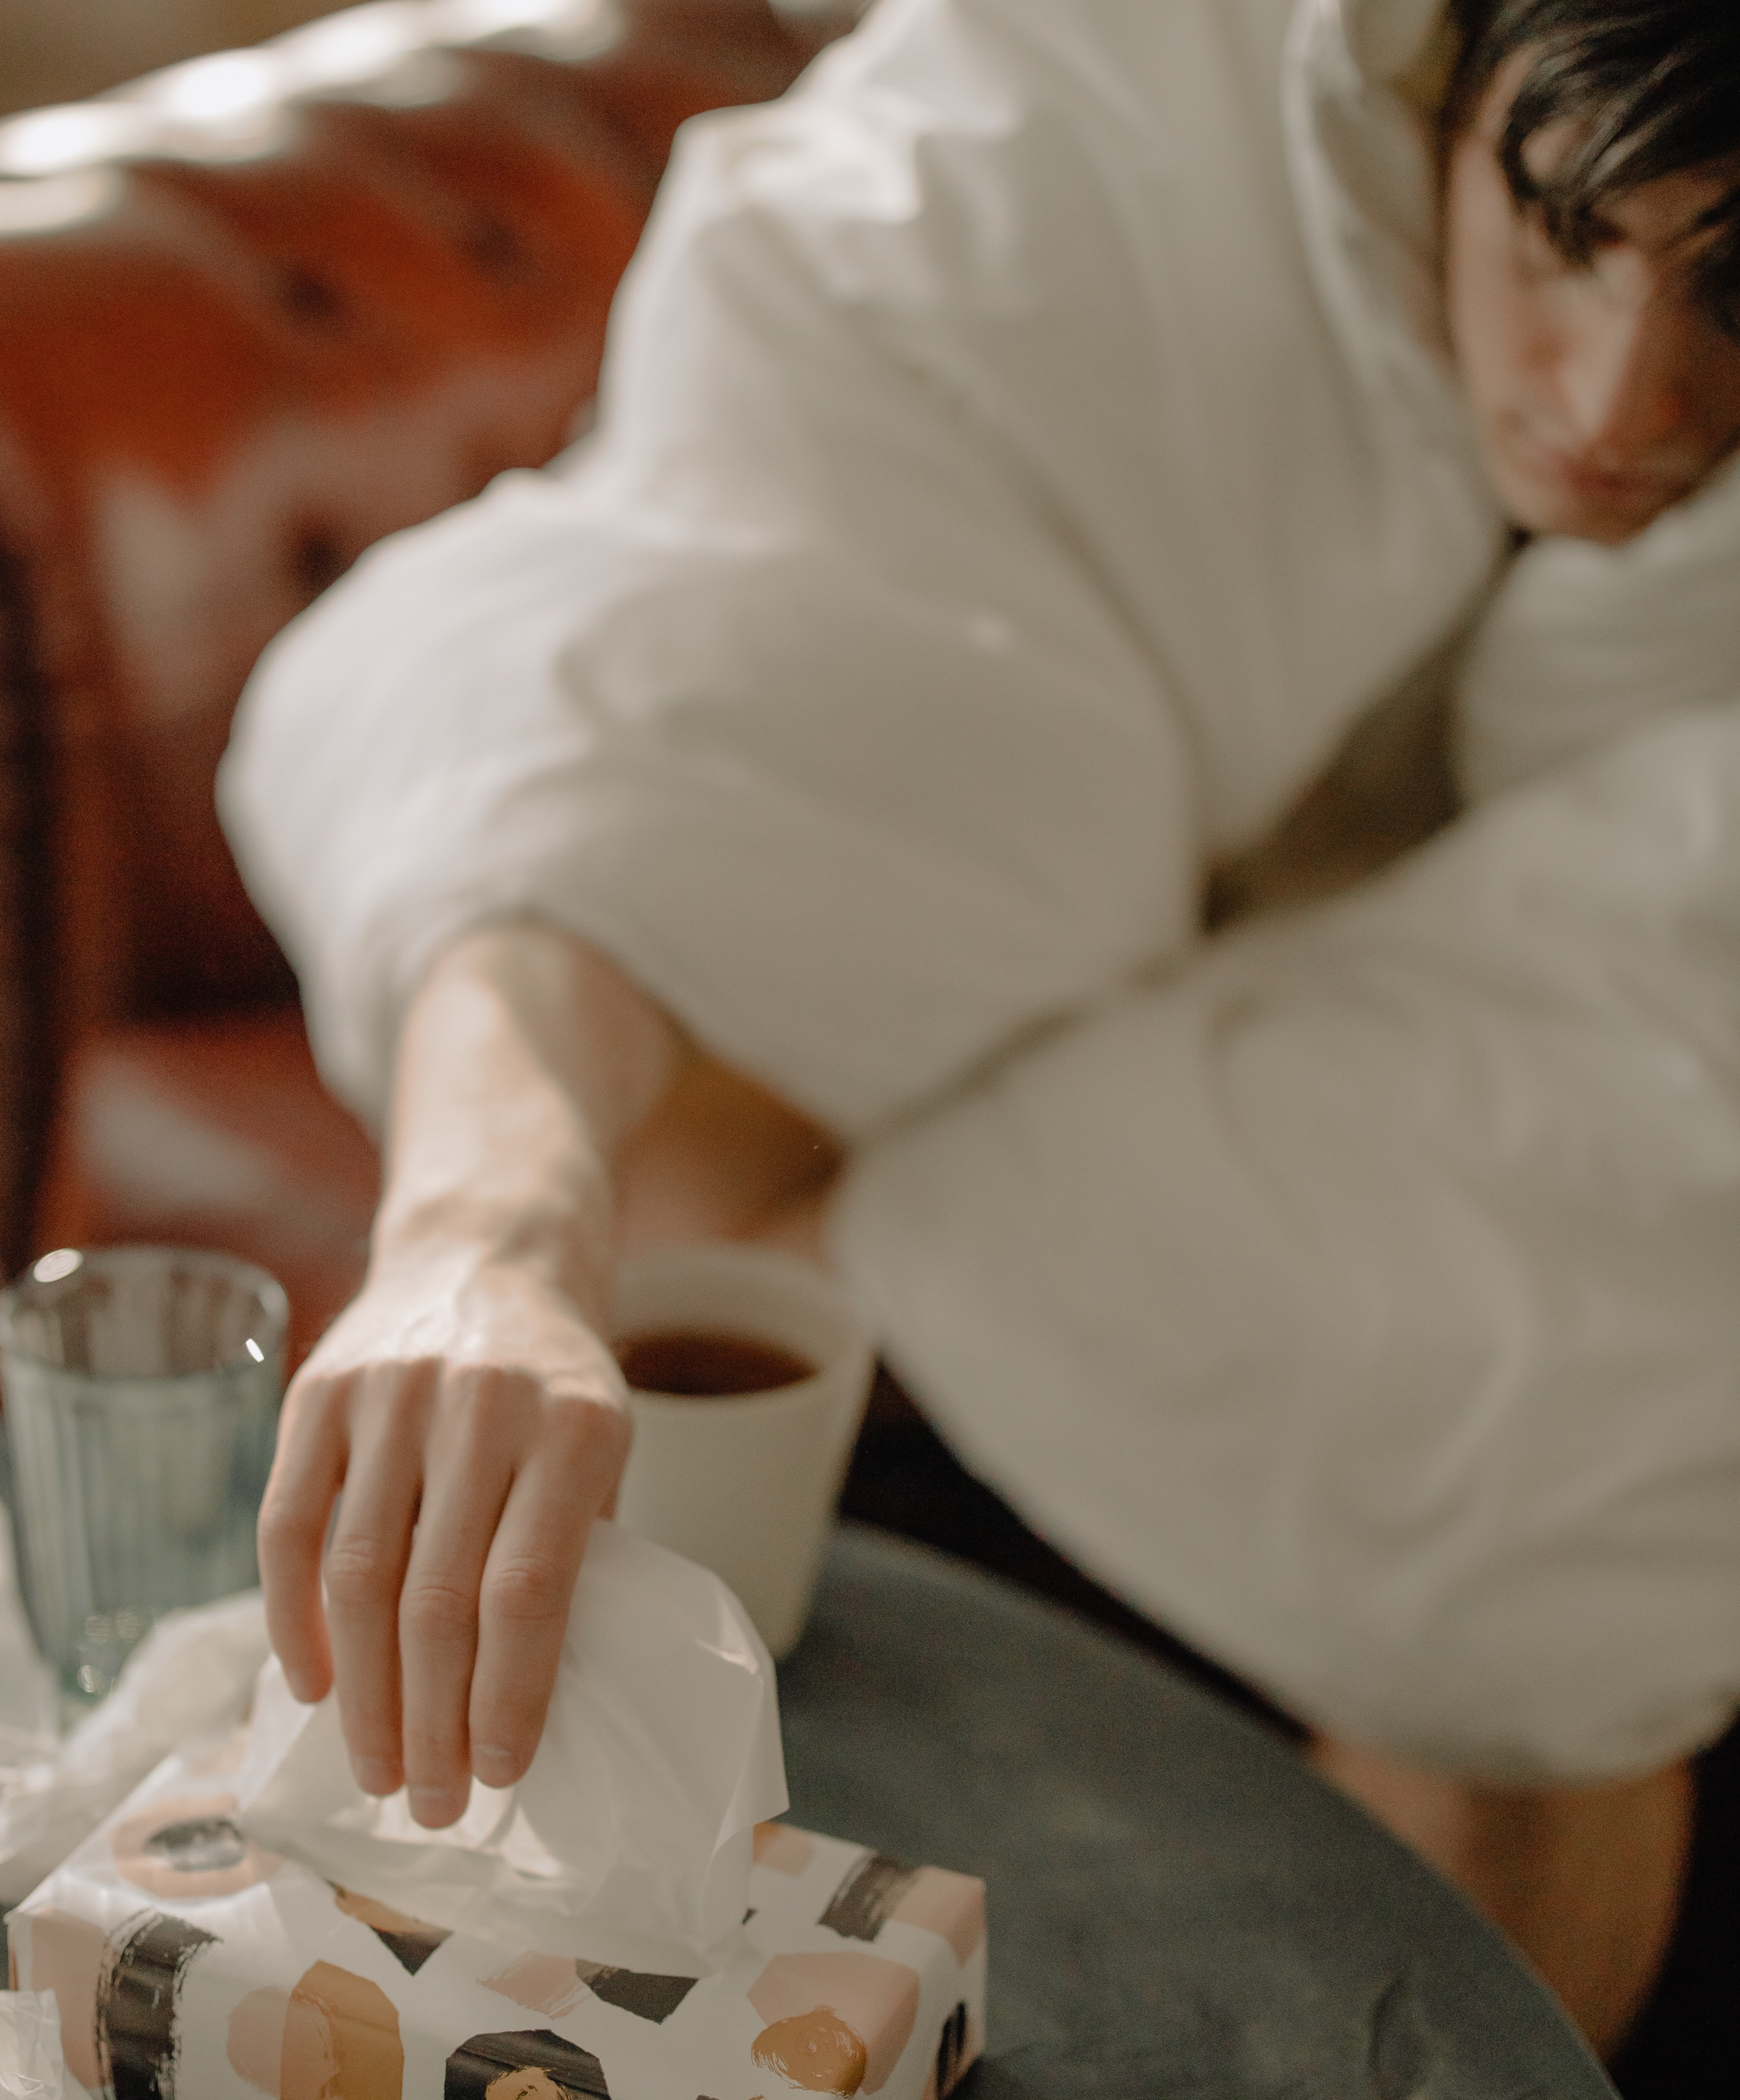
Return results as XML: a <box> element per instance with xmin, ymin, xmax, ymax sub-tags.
<box><xmin>258</xmin><ymin>920</ymin><xmax>685</xmax><ymax>1826</ymax></box>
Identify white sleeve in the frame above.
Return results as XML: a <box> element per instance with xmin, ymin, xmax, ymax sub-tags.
<box><xmin>218</xmin><ymin>54</ymin><xmax>1196</xmax><ymax>1135</ymax></box>
<box><xmin>835</xmin><ymin>702</ymin><xmax>1740</xmax><ymax>1783</ymax></box>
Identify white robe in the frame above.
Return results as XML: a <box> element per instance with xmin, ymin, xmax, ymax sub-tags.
<box><xmin>221</xmin><ymin>0</ymin><xmax>1740</xmax><ymax>1781</ymax></box>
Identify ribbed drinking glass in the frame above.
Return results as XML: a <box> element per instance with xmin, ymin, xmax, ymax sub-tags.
<box><xmin>0</xmin><ymin>1245</ymin><xmax>285</xmax><ymax>1700</ymax></box>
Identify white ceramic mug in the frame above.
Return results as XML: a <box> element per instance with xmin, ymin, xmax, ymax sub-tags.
<box><xmin>609</xmin><ymin>1243</ymin><xmax>875</xmax><ymax>1658</ymax></box>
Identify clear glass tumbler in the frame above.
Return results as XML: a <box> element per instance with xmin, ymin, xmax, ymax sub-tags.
<box><xmin>0</xmin><ymin>1246</ymin><xmax>286</xmax><ymax>1700</ymax></box>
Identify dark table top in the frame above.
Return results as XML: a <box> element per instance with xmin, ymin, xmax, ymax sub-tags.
<box><xmin>783</xmin><ymin>1524</ymin><xmax>1619</xmax><ymax>2100</ymax></box>
<box><xmin>0</xmin><ymin>1446</ymin><xmax>1617</xmax><ymax>2098</ymax></box>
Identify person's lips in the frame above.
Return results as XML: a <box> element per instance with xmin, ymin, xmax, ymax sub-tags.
<box><xmin>1501</xmin><ymin>419</ymin><xmax>1692</xmax><ymax>513</ymax></box>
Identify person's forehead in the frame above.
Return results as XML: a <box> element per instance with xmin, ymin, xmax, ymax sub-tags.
<box><xmin>1471</xmin><ymin>43</ymin><xmax>1533</xmax><ymax>128</ymax></box>
<box><xmin>1477</xmin><ymin>41</ymin><xmax>1739</xmax><ymax>266</ymax></box>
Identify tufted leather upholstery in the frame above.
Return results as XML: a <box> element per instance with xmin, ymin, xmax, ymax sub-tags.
<box><xmin>0</xmin><ymin>0</ymin><xmax>849</xmax><ymax>1359</ymax></box>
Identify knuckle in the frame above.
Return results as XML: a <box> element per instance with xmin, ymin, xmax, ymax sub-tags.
<box><xmin>257</xmin><ymin>1498</ymin><xmax>323</xmax><ymax>1560</ymax></box>
<box><xmin>482</xmin><ymin>1556</ymin><xmax>569</xmax><ymax>1627</ymax></box>
<box><xmin>322</xmin><ymin>1537</ymin><xmax>400</xmax><ymax>1615</ymax></box>
<box><xmin>276</xmin><ymin>1365</ymin><xmax>325</xmax><ymax>1417</ymax></box>
<box><xmin>284</xmin><ymin>1354</ymin><xmax>332</xmax><ymax>1397</ymax></box>
<box><xmin>281</xmin><ymin>1361</ymin><xmax>352</xmax><ymax>1425</ymax></box>
<box><xmin>400</xmin><ymin>1579</ymin><xmax>479</xmax><ymax>1650</ymax></box>
<box><xmin>443</xmin><ymin>1357</ymin><xmax>509</xmax><ymax>1402</ymax></box>
<box><xmin>545</xmin><ymin>1392</ymin><xmax>631</xmax><ymax>1469</ymax></box>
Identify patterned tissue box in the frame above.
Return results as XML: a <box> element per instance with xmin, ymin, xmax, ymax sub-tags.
<box><xmin>6</xmin><ymin>1738</ymin><xmax>986</xmax><ymax>2100</ymax></box>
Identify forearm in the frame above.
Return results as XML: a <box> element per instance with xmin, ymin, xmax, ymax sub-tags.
<box><xmin>263</xmin><ymin>922</ymin><xmax>688</xmax><ymax>1800</ymax></box>
<box><xmin>372</xmin><ymin>921</ymin><xmax>689</xmax><ymax>1322</ymax></box>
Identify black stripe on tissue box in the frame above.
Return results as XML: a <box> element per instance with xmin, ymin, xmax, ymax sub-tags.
<box><xmin>575</xmin><ymin>1962</ymin><xmax>697</xmax><ymax>2024</ymax></box>
<box><xmin>97</xmin><ymin>1911</ymin><xmax>218</xmax><ymax>2097</ymax></box>
<box><xmin>819</xmin><ymin>1853</ymin><xmax>921</xmax><ymax>1942</ymax></box>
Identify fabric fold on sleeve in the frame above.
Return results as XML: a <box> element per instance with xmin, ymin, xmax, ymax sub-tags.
<box><xmin>219</xmin><ymin>82</ymin><xmax>1196</xmax><ymax>1136</ymax></box>
<box><xmin>835</xmin><ymin>701</ymin><xmax>1740</xmax><ymax>1783</ymax></box>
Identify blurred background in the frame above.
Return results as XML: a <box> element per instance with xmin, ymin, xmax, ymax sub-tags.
<box><xmin>3</xmin><ymin>0</ymin><xmax>341</xmax><ymax>114</ymax></box>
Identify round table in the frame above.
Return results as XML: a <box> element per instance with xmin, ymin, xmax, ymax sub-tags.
<box><xmin>782</xmin><ymin>1525</ymin><xmax>1618</xmax><ymax>2100</ymax></box>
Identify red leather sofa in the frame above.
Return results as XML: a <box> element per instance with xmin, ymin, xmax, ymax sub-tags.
<box><xmin>0</xmin><ymin>0</ymin><xmax>851</xmax><ymax>1366</ymax></box>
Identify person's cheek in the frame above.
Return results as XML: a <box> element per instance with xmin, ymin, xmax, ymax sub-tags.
<box><xmin>1695</xmin><ymin>341</ymin><xmax>1740</xmax><ymax>467</ymax></box>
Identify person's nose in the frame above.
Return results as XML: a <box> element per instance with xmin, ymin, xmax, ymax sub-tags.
<box><xmin>1553</xmin><ymin>295</ymin><xmax>1696</xmax><ymax>469</ymax></box>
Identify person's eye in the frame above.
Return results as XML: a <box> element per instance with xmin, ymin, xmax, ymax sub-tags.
<box><xmin>1512</xmin><ymin>207</ymin><xmax>1566</xmax><ymax>279</ymax></box>
<box><xmin>1690</xmin><ymin>259</ymin><xmax>1740</xmax><ymax>342</ymax></box>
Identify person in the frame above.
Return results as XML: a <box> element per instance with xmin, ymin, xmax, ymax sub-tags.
<box><xmin>219</xmin><ymin>0</ymin><xmax>1740</xmax><ymax>2057</ymax></box>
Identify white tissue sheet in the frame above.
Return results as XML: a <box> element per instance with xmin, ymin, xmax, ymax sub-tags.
<box><xmin>0</xmin><ymin>1991</ymin><xmax>65</xmax><ymax>2100</ymax></box>
<box><xmin>236</xmin><ymin>1521</ymin><xmax>787</xmax><ymax>1970</ymax></box>
<box><xmin>0</xmin><ymin>1587</ymin><xmax>269</xmax><ymax>1910</ymax></box>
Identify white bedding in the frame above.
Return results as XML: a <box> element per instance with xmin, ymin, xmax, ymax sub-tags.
<box><xmin>222</xmin><ymin>0</ymin><xmax>1740</xmax><ymax>1779</ymax></box>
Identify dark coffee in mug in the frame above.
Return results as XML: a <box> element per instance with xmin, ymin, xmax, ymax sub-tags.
<box><xmin>614</xmin><ymin>1327</ymin><xmax>816</xmax><ymax>1398</ymax></box>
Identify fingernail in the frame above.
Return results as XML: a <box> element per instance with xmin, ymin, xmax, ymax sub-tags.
<box><xmin>409</xmin><ymin>1785</ymin><xmax>464</xmax><ymax>1826</ymax></box>
<box><xmin>472</xmin><ymin>1744</ymin><xmax>518</xmax><ymax>1783</ymax></box>
<box><xmin>354</xmin><ymin>1759</ymin><xmax>398</xmax><ymax>1797</ymax></box>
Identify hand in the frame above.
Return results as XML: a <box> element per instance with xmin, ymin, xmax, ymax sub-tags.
<box><xmin>257</xmin><ymin>1246</ymin><xmax>631</xmax><ymax>1826</ymax></box>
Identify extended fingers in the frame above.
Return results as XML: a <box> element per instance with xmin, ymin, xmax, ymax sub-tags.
<box><xmin>469</xmin><ymin>1398</ymin><xmax>631</xmax><ymax>1791</ymax></box>
<box><xmin>268</xmin><ymin>1329</ymin><xmax>628</xmax><ymax>1822</ymax></box>
<box><xmin>257</xmin><ymin>1372</ymin><xmax>349</xmax><ymax>1703</ymax></box>
<box><xmin>396</xmin><ymin>1371</ymin><xmax>524</xmax><ymax>1823</ymax></box>
<box><xmin>322</xmin><ymin>1364</ymin><xmax>435</xmax><ymax>1795</ymax></box>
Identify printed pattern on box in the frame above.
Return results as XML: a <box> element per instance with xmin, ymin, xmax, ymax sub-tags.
<box><xmin>7</xmin><ymin>1741</ymin><xmax>986</xmax><ymax>2100</ymax></box>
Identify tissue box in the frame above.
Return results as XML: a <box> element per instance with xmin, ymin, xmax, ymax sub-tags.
<box><xmin>6</xmin><ymin>1738</ymin><xmax>986</xmax><ymax>2100</ymax></box>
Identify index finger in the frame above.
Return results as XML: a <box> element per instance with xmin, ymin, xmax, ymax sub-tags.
<box><xmin>256</xmin><ymin>1372</ymin><xmax>347</xmax><ymax>1702</ymax></box>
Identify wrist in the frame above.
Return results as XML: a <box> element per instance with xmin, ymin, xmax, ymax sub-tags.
<box><xmin>370</xmin><ymin>1178</ymin><xmax>616</xmax><ymax>1323</ymax></box>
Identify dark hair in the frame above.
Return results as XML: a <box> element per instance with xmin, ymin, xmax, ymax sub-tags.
<box><xmin>1444</xmin><ymin>1</ymin><xmax>1740</xmax><ymax>322</ymax></box>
